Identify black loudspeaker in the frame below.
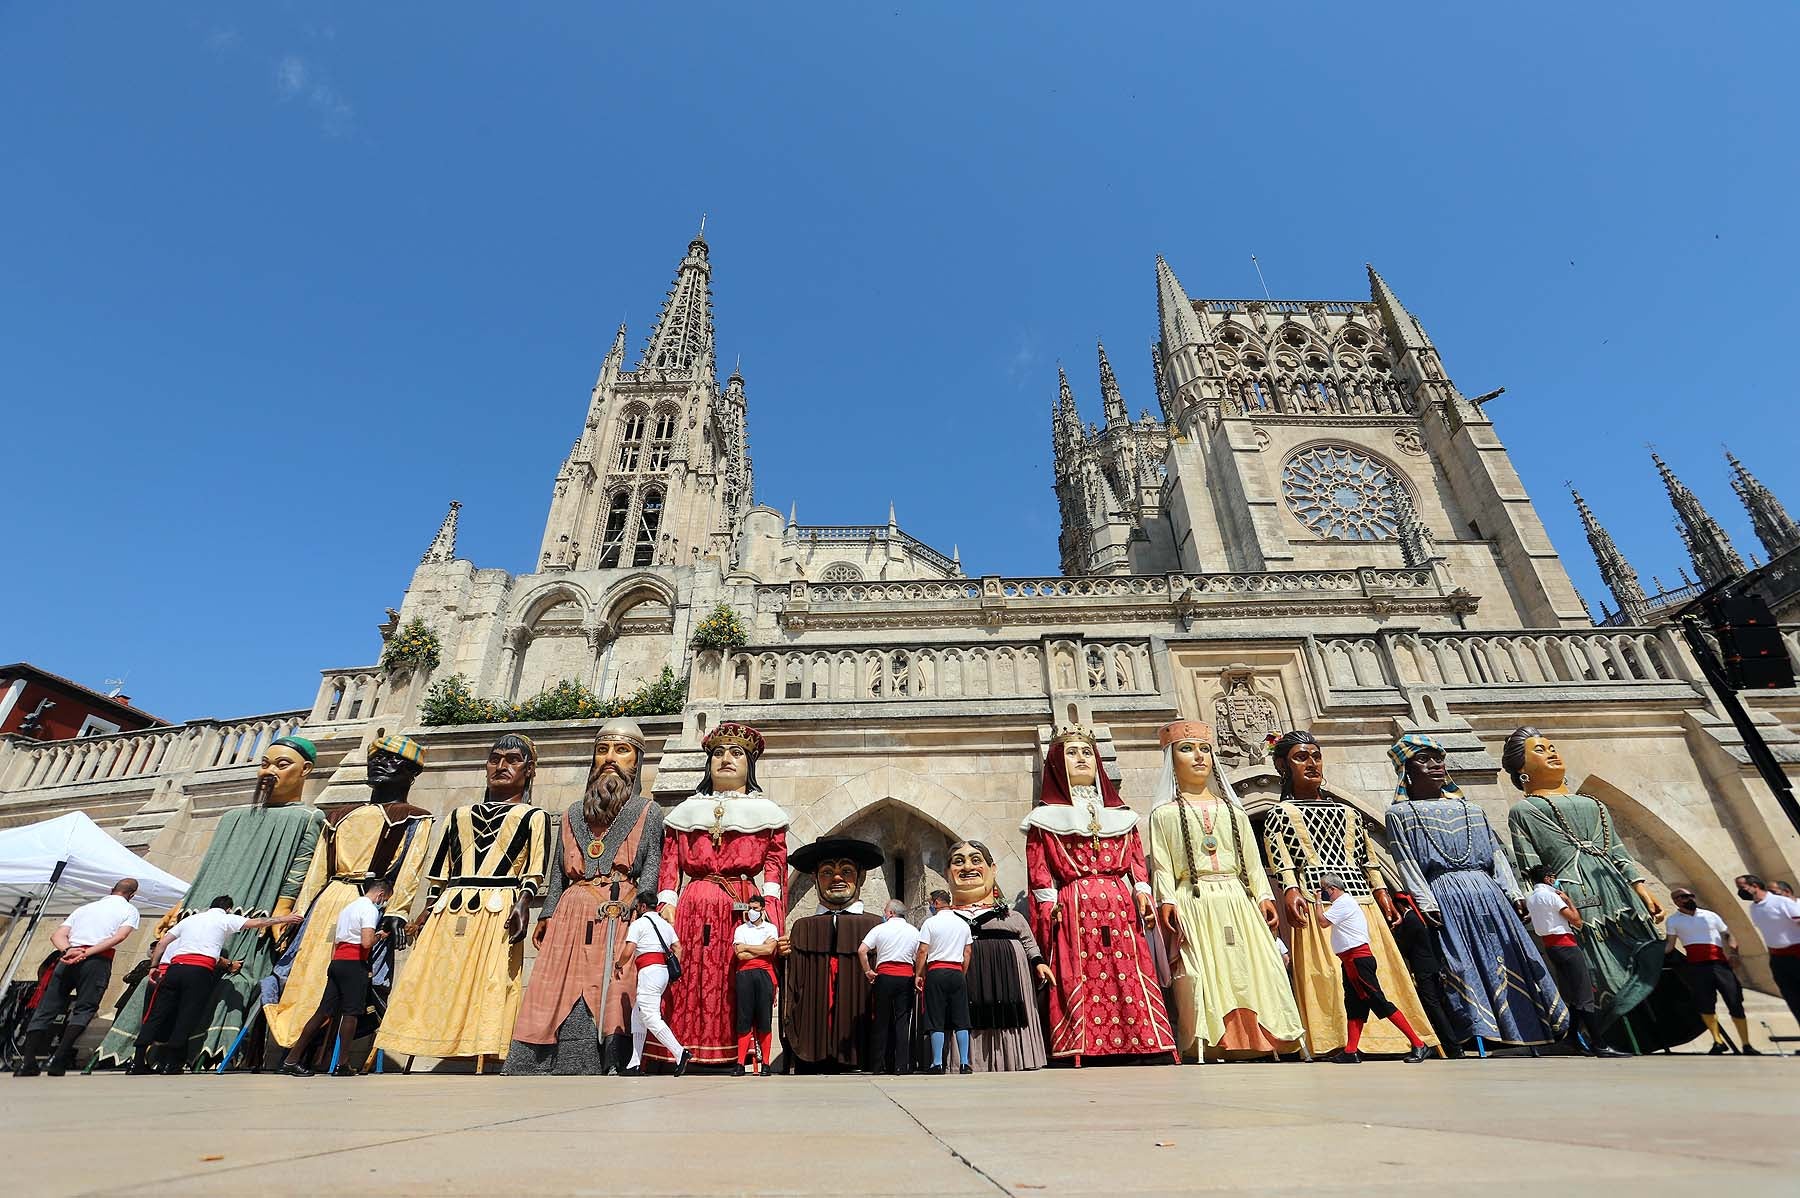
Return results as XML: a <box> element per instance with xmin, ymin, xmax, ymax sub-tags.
<box><xmin>1705</xmin><ymin>592</ymin><xmax>1796</xmax><ymax>691</ymax></box>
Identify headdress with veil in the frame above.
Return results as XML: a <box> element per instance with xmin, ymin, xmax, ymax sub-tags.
<box><xmin>1149</xmin><ymin>720</ymin><xmax>1247</xmax><ymax>811</ymax></box>
<box><xmin>1036</xmin><ymin>726</ymin><xmax>1126</xmax><ymax>809</ymax></box>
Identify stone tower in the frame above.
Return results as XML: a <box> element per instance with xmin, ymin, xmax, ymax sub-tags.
<box><xmin>537</xmin><ymin>227</ymin><xmax>752</xmax><ymax>573</ymax></box>
<box><xmin>1652</xmin><ymin>451</ymin><xmax>1744</xmax><ymax>586</ymax></box>
<box><xmin>1727</xmin><ymin>449</ymin><xmax>1800</xmax><ymax>560</ymax></box>
<box><xmin>1570</xmin><ymin>487</ymin><xmax>1651</xmax><ymax>625</ymax></box>
<box><xmin>1050</xmin><ymin>347</ymin><xmax>1173</xmax><ymax>575</ymax></box>
<box><xmin>1143</xmin><ymin>257</ymin><xmax>1588</xmax><ymax>628</ymax></box>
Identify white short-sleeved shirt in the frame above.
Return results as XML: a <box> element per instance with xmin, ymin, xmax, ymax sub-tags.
<box><xmin>918</xmin><ymin>909</ymin><xmax>972</xmax><ymax>965</ymax></box>
<box><xmin>1666</xmin><ymin>908</ymin><xmax>1729</xmax><ymax>950</ymax></box>
<box><xmin>1322</xmin><ymin>893</ymin><xmax>1369</xmax><ymax>955</ymax></box>
<box><xmin>860</xmin><ymin>916</ymin><xmax>922</xmax><ymax>966</ymax></box>
<box><xmin>61</xmin><ymin>894</ymin><xmax>140</xmax><ymax>948</ymax></box>
<box><xmin>1526</xmin><ymin>884</ymin><xmax>1575</xmax><ymax>937</ymax></box>
<box><xmin>732</xmin><ymin>918</ymin><xmax>778</xmax><ymax>950</ymax></box>
<box><xmin>334</xmin><ymin>896</ymin><xmax>381</xmax><ymax>945</ymax></box>
<box><xmin>627</xmin><ymin>912</ymin><xmax>679</xmax><ymax>956</ymax></box>
<box><xmin>1749</xmin><ymin>893</ymin><xmax>1800</xmax><ymax>950</ymax></box>
<box><xmin>164</xmin><ymin>908</ymin><xmax>249</xmax><ymax>959</ymax></box>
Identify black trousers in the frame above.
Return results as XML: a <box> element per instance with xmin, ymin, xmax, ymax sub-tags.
<box><xmin>1340</xmin><ymin>954</ymin><xmax>1397</xmax><ymax>1021</ymax></box>
<box><xmin>922</xmin><ymin>967</ymin><xmax>970</xmax><ymax>1032</ymax></box>
<box><xmin>137</xmin><ymin>963</ymin><xmax>217</xmax><ymax>1065</ymax></box>
<box><xmin>321</xmin><ymin>958</ymin><xmax>370</xmax><ymax>1017</ymax></box>
<box><xmin>1411</xmin><ymin>970</ymin><xmax>1461</xmax><ymax>1048</ymax></box>
<box><xmin>1681</xmin><ymin>960</ymin><xmax>1745</xmax><ymax>1018</ymax></box>
<box><xmin>1541</xmin><ymin>943</ymin><xmax>1597</xmax><ymax>1014</ymax></box>
<box><xmin>734</xmin><ymin>967</ymin><xmax>774</xmax><ymax>1035</ymax></box>
<box><xmin>869</xmin><ymin>974</ymin><xmax>914</xmax><ymax>1073</ymax></box>
<box><xmin>1770</xmin><ymin>954</ymin><xmax>1800</xmax><ymax>1025</ymax></box>
<box><xmin>26</xmin><ymin>955</ymin><xmax>114</xmax><ymax>1034</ymax></box>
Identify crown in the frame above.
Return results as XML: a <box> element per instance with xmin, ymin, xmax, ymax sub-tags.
<box><xmin>1158</xmin><ymin>720</ymin><xmax>1215</xmax><ymax>749</ymax></box>
<box><xmin>703</xmin><ymin>721</ymin><xmax>765</xmax><ymax>757</ymax></box>
<box><xmin>1050</xmin><ymin>724</ymin><xmax>1098</xmax><ymax>749</ymax></box>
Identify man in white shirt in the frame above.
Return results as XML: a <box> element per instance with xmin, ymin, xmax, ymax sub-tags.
<box><xmin>859</xmin><ymin>900</ymin><xmax>921</xmax><ymax>1074</ymax></box>
<box><xmin>1665</xmin><ymin>887</ymin><xmax>1757</xmax><ymax>1054</ymax></box>
<box><xmin>15</xmin><ymin>879</ymin><xmax>142</xmax><ymax>1077</ymax></box>
<box><xmin>731</xmin><ymin>895</ymin><xmax>779</xmax><ymax>1075</ymax></box>
<box><xmin>131</xmin><ymin>895</ymin><xmax>298</xmax><ymax>1074</ymax></box>
<box><xmin>617</xmin><ymin>889</ymin><xmax>690</xmax><ymax>1076</ymax></box>
<box><xmin>914</xmin><ymin>901</ymin><xmax>973</xmax><ymax>1074</ymax></box>
<box><xmin>1737</xmin><ymin>873</ymin><xmax>1800</xmax><ymax>1027</ymax></box>
<box><xmin>1524</xmin><ymin>864</ymin><xmax>1625</xmax><ymax>1057</ymax></box>
<box><xmin>281</xmin><ymin>877</ymin><xmax>391</xmax><ymax>1077</ymax></box>
<box><xmin>1316</xmin><ymin>875</ymin><xmax>1430</xmax><ymax>1064</ymax></box>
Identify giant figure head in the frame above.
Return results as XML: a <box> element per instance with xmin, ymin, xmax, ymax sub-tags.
<box><xmin>366</xmin><ymin>732</ymin><xmax>427</xmax><ymax>802</ymax></box>
<box><xmin>583</xmin><ymin>717</ymin><xmax>645</xmax><ymax>829</ymax></box>
<box><xmin>699</xmin><ymin>721</ymin><xmax>764</xmax><ymax>795</ymax></box>
<box><xmin>1501</xmin><ymin>726</ymin><xmax>1565</xmax><ymax>793</ymax></box>
<box><xmin>1388</xmin><ymin>734</ymin><xmax>1461</xmax><ymax>803</ymax></box>
<box><xmin>256</xmin><ymin>735</ymin><xmax>317</xmax><ymax>807</ymax></box>
<box><xmin>1160</xmin><ymin>720</ymin><xmax>1217</xmax><ymax>797</ymax></box>
<box><xmin>485</xmin><ymin>732</ymin><xmax>537</xmax><ymax>804</ymax></box>
<box><xmin>1037</xmin><ymin>726</ymin><xmax>1126</xmax><ymax>809</ymax></box>
<box><xmin>1270</xmin><ymin>730</ymin><xmax>1325</xmax><ymax>802</ymax></box>
<box><xmin>946</xmin><ymin>839</ymin><xmax>1003</xmax><ymax>908</ymax></box>
<box><xmin>789</xmin><ymin>836</ymin><xmax>883</xmax><ymax>912</ymax></box>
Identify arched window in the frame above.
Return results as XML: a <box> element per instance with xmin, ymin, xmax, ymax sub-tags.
<box><xmin>648</xmin><ymin>407</ymin><xmax>677</xmax><ymax>471</ymax></box>
<box><xmin>597</xmin><ymin>491</ymin><xmax>632</xmax><ymax>568</ymax></box>
<box><xmin>633</xmin><ymin>487</ymin><xmax>664</xmax><ymax>566</ymax></box>
<box><xmin>618</xmin><ymin>409</ymin><xmax>647</xmax><ymax>471</ymax></box>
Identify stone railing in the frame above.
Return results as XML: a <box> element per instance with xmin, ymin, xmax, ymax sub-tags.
<box><xmin>1313</xmin><ymin>628</ymin><xmax>1696</xmax><ymax>692</ymax></box>
<box><xmin>0</xmin><ymin>710</ymin><xmax>309</xmax><ymax>796</ymax></box>
<box><xmin>691</xmin><ymin>639</ymin><xmax>1156</xmax><ymax>705</ymax></box>
<box><xmin>770</xmin><ymin>568</ymin><xmax>1458</xmax><ymax>631</ymax></box>
<box><xmin>310</xmin><ymin>667</ymin><xmax>387</xmax><ymax>724</ymax></box>
<box><xmin>792</xmin><ymin>525</ymin><xmax>960</xmax><ymax>576</ymax></box>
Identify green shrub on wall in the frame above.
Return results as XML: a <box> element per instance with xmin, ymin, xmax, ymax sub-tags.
<box><xmin>380</xmin><ymin>618</ymin><xmax>442</xmax><ymax>675</ymax></box>
<box><xmin>420</xmin><ymin>666</ymin><xmax>686</xmax><ymax>727</ymax></box>
<box><xmin>690</xmin><ymin>602</ymin><xmax>748</xmax><ymax>651</ymax></box>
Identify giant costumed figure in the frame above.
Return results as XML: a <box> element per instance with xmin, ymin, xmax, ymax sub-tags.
<box><xmin>779</xmin><ymin>836</ymin><xmax>883</xmax><ymax>1073</ymax></box>
<box><xmin>377</xmin><ymin>733</ymin><xmax>549</xmax><ymax>1065</ymax></box>
<box><xmin>1261</xmin><ymin>730</ymin><xmax>1437</xmax><ymax>1057</ymax></box>
<box><xmin>649</xmin><ymin>722</ymin><xmax>788</xmax><ymax>1068</ymax></box>
<box><xmin>96</xmin><ymin>735</ymin><xmax>325</xmax><ymax>1071</ymax></box>
<box><xmin>945</xmin><ymin>838</ymin><xmax>1051</xmax><ymax>1071</ymax></box>
<box><xmin>1502</xmin><ymin>727</ymin><xmax>1700</xmax><ymax>1052</ymax></box>
<box><xmin>505</xmin><ymin>718</ymin><xmax>663</xmax><ymax>1075</ymax></box>
<box><xmin>1146</xmin><ymin>720</ymin><xmax>1303</xmax><ymax>1061</ymax></box>
<box><xmin>264</xmin><ymin>734</ymin><xmax>434</xmax><ymax>1053</ymax></box>
<box><xmin>1383</xmin><ymin>734</ymin><xmax>1567</xmax><ymax>1051</ymax></box>
<box><xmin>1023</xmin><ymin>727</ymin><xmax>1177</xmax><ymax>1064</ymax></box>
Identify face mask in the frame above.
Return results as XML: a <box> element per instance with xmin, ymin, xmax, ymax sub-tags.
<box><xmin>747</xmin><ymin>909</ymin><xmax>763</xmax><ymax>923</ymax></box>
<box><xmin>1738</xmin><ymin>888</ymin><xmax>1755</xmax><ymax>901</ymax></box>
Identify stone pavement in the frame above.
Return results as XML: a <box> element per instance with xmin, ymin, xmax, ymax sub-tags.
<box><xmin>5</xmin><ymin>1051</ymin><xmax>1799</xmax><ymax>1198</ymax></box>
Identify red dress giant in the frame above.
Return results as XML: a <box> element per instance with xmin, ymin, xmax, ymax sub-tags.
<box><xmin>648</xmin><ymin>791</ymin><xmax>789</xmax><ymax>1066</ymax></box>
<box><xmin>1023</xmin><ymin>739</ymin><xmax>1177</xmax><ymax>1063</ymax></box>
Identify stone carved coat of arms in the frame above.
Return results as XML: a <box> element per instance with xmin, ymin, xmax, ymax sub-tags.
<box><xmin>1212</xmin><ymin>669</ymin><xmax>1280</xmax><ymax>764</ymax></box>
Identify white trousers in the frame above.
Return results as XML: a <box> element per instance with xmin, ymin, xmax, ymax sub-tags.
<box><xmin>629</xmin><ymin>963</ymin><xmax>683</xmax><ymax>1066</ymax></box>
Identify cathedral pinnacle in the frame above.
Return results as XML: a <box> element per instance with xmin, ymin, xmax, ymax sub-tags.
<box><xmin>640</xmin><ymin>228</ymin><xmax>716</xmax><ymax>377</ymax></box>
<box><xmin>1097</xmin><ymin>339</ymin><xmax>1127</xmax><ymax>424</ymax></box>
<box><xmin>1154</xmin><ymin>256</ymin><xmax>1206</xmax><ymax>357</ymax></box>
<box><xmin>1366</xmin><ymin>263</ymin><xmax>1432</xmax><ymax>354</ymax></box>
<box><xmin>1569</xmin><ymin>486</ymin><xmax>1650</xmax><ymax>626</ymax></box>
<box><xmin>1652</xmin><ymin>450</ymin><xmax>1745</xmax><ymax>586</ymax></box>
<box><xmin>421</xmin><ymin>500</ymin><xmax>461</xmax><ymax>564</ymax></box>
<box><xmin>1726</xmin><ymin>448</ymin><xmax>1800</xmax><ymax>559</ymax></box>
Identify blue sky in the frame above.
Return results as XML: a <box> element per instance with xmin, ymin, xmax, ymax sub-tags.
<box><xmin>4</xmin><ymin>5</ymin><xmax>1796</xmax><ymax>722</ymax></box>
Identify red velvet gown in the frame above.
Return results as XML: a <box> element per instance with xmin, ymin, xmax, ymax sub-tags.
<box><xmin>648</xmin><ymin>792</ymin><xmax>788</xmax><ymax>1065</ymax></box>
<box><xmin>1024</xmin><ymin>767</ymin><xmax>1177</xmax><ymax>1063</ymax></box>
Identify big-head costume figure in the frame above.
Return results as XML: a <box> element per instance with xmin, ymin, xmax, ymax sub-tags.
<box><xmin>649</xmin><ymin>722</ymin><xmax>789</xmax><ymax>1067</ymax></box>
<box><xmin>945</xmin><ymin>839</ymin><xmax>1051</xmax><ymax>1071</ymax></box>
<box><xmin>1023</xmin><ymin>726</ymin><xmax>1177</xmax><ymax>1064</ymax></box>
<box><xmin>505</xmin><ymin>718</ymin><xmax>664</xmax><ymax>1076</ymax></box>
<box><xmin>264</xmin><ymin>734</ymin><xmax>434</xmax><ymax>1051</ymax></box>
<box><xmin>378</xmin><ymin>732</ymin><xmax>550</xmax><ymax>1064</ymax></box>
<box><xmin>779</xmin><ymin>836</ymin><xmax>883</xmax><ymax>1072</ymax></box>
<box><xmin>96</xmin><ymin>736</ymin><xmax>326</xmax><ymax>1071</ymax></box>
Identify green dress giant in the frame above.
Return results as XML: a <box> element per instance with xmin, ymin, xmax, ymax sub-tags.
<box><xmin>98</xmin><ymin>765</ymin><xmax>323</xmax><ymax>1070</ymax></box>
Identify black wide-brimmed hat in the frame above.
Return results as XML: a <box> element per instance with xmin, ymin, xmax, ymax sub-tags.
<box><xmin>789</xmin><ymin>836</ymin><xmax>884</xmax><ymax>874</ymax></box>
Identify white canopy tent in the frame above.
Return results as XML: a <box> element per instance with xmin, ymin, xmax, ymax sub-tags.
<box><xmin>0</xmin><ymin>811</ymin><xmax>190</xmax><ymax>985</ymax></box>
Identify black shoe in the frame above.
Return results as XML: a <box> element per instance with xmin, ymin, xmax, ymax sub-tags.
<box><xmin>927</xmin><ymin>1063</ymin><xmax>946</xmax><ymax>1074</ymax></box>
<box><xmin>1709</xmin><ymin>1041</ymin><xmax>1732</xmax><ymax>1055</ymax></box>
<box><xmin>1328</xmin><ymin>1050</ymin><xmax>1361</xmax><ymax>1064</ymax></box>
<box><xmin>12</xmin><ymin>1059</ymin><xmax>40</xmax><ymax>1078</ymax></box>
<box><xmin>279</xmin><ymin>1061</ymin><xmax>315</xmax><ymax>1078</ymax></box>
<box><xmin>45</xmin><ymin>1058</ymin><xmax>69</xmax><ymax>1078</ymax></box>
<box><xmin>1593</xmin><ymin>1045</ymin><xmax>1631</xmax><ymax>1058</ymax></box>
<box><xmin>958</xmin><ymin>1064</ymin><xmax>972</xmax><ymax>1074</ymax></box>
<box><xmin>1742</xmin><ymin>1044</ymin><xmax>1763</xmax><ymax>1056</ymax></box>
<box><xmin>620</xmin><ymin>1065</ymin><xmax>643</xmax><ymax>1077</ymax></box>
<box><xmin>330</xmin><ymin>1066</ymin><xmax>358</xmax><ymax>1077</ymax></box>
<box><xmin>1402</xmin><ymin>1044</ymin><xmax>1433</xmax><ymax>1064</ymax></box>
<box><xmin>673</xmin><ymin>1050</ymin><xmax>692</xmax><ymax>1078</ymax></box>
<box><xmin>731</xmin><ymin>1064</ymin><xmax>746</xmax><ymax>1077</ymax></box>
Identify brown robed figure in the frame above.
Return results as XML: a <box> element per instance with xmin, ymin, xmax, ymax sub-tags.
<box><xmin>779</xmin><ymin>837</ymin><xmax>885</xmax><ymax>1073</ymax></box>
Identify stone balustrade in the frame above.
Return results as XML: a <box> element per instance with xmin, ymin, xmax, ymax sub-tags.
<box><xmin>1</xmin><ymin>711</ymin><xmax>310</xmax><ymax>796</ymax></box>
<box><xmin>1314</xmin><ymin>627</ymin><xmax>1697</xmax><ymax>692</ymax></box>
<box><xmin>311</xmin><ymin>667</ymin><xmax>387</xmax><ymax>724</ymax></box>
<box><xmin>691</xmin><ymin>638</ymin><xmax>1156</xmax><ymax>705</ymax></box>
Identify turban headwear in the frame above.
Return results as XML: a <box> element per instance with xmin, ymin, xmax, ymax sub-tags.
<box><xmin>1388</xmin><ymin>733</ymin><xmax>1464</xmax><ymax>800</ymax></box>
<box><xmin>369</xmin><ymin>733</ymin><xmax>427</xmax><ymax>767</ymax></box>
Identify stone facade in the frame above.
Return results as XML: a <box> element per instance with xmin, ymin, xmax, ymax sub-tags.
<box><xmin>5</xmin><ymin>233</ymin><xmax>1800</xmax><ymax>1033</ymax></box>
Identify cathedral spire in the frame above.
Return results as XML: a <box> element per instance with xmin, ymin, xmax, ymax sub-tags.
<box><xmin>1154</xmin><ymin>256</ymin><xmax>1205</xmax><ymax>356</ymax></box>
<box><xmin>639</xmin><ymin>229</ymin><xmax>715</xmax><ymax>376</ymax></box>
<box><xmin>1726</xmin><ymin>448</ymin><xmax>1800</xmax><ymax>559</ymax></box>
<box><xmin>1569</xmin><ymin>487</ymin><xmax>1650</xmax><ymax>626</ymax></box>
<box><xmin>1097</xmin><ymin>339</ymin><xmax>1127</xmax><ymax>424</ymax></box>
<box><xmin>1366</xmin><ymin>263</ymin><xmax>1431</xmax><ymax>353</ymax></box>
<box><xmin>421</xmin><ymin>500</ymin><xmax>461</xmax><ymax>564</ymax></box>
<box><xmin>1653</xmin><ymin>451</ymin><xmax>1746</xmax><ymax>585</ymax></box>
<box><xmin>1148</xmin><ymin>340</ymin><xmax>1172</xmax><ymax>423</ymax></box>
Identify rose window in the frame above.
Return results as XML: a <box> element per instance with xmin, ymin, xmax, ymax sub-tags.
<box><xmin>1281</xmin><ymin>445</ymin><xmax>1402</xmax><ymax>540</ymax></box>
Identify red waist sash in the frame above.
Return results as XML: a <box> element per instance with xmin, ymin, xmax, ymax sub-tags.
<box><xmin>1770</xmin><ymin>944</ymin><xmax>1800</xmax><ymax>958</ymax></box>
<box><xmin>1684</xmin><ymin>943</ymin><xmax>1727</xmax><ymax>963</ymax></box>
<box><xmin>1540</xmin><ymin>932</ymin><xmax>1578</xmax><ymax>948</ymax></box>
<box><xmin>876</xmin><ymin>961</ymin><xmax>914</xmax><ymax>977</ymax></box>
<box><xmin>638</xmin><ymin>952</ymin><xmax>668</xmax><ymax>969</ymax></box>
<box><xmin>73</xmin><ymin>947</ymin><xmax>117</xmax><ymax>960</ymax></box>
<box><xmin>739</xmin><ymin>957</ymin><xmax>776</xmax><ymax>979</ymax></box>
<box><xmin>927</xmin><ymin>960</ymin><xmax>963</xmax><ymax>972</ymax></box>
<box><xmin>168</xmin><ymin>954</ymin><xmax>218</xmax><ymax>970</ymax></box>
<box><xmin>332</xmin><ymin>943</ymin><xmax>367</xmax><ymax>962</ymax></box>
<box><xmin>1335</xmin><ymin>944</ymin><xmax>1374</xmax><ymax>964</ymax></box>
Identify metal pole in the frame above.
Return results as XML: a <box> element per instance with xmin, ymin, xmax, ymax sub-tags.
<box><xmin>1679</xmin><ymin>617</ymin><xmax>1800</xmax><ymax>838</ymax></box>
<box><xmin>0</xmin><ymin>896</ymin><xmax>32</xmax><ymax>979</ymax></box>
<box><xmin>0</xmin><ymin>861</ymin><xmax>66</xmax><ymax>991</ymax></box>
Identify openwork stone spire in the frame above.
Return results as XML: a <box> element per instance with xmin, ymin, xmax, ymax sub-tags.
<box><xmin>421</xmin><ymin>500</ymin><xmax>461</xmax><ymax>564</ymax></box>
<box><xmin>1154</xmin><ymin>256</ymin><xmax>1205</xmax><ymax>356</ymax></box>
<box><xmin>1097</xmin><ymin>339</ymin><xmax>1127</xmax><ymax>424</ymax></box>
<box><xmin>1653</xmin><ymin>451</ymin><xmax>1745</xmax><ymax>585</ymax></box>
<box><xmin>1570</xmin><ymin>487</ymin><xmax>1650</xmax><ymax>626</ymax></box>
<box><xmin>1366</xmin><ymin>264</ymin><xmax>1432</xmax><ymax>354</ymax></box>
<box><xmin>1727</xmin><ymin>448</ymin><xmax>1800</xmax><ymax>559</ymax></box>
<box><xmin>640</xmin><ymin>226</ymin><xmax>715</xmax><ymax>376</ymax></box>
<box><xmin>1148</xmin><ymin>340</ymin><xmax>1172</xmax><ymax>423</ymax></box>
<box><xmin>1388</xmin><ymin>480</ymin><xmax>1436</xmax><ymax>568</ymax></box>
